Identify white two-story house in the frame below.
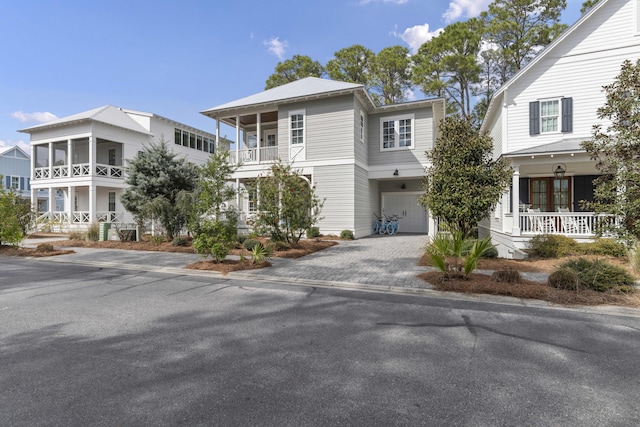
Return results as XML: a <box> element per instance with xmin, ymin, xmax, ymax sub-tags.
<box><xmin>19</xmin><ymin>105</ymin><xmax>226</xmax><ymax>231</ymax></box>
<box><xmin>480</xmin><ymin>0</ymin><xmax>640</xmax><ymax>258</ymax></box>
<box><xmin>201</xmin><ymin>77</ymin><xmax>445</xmax><ymax>238</ymax></box>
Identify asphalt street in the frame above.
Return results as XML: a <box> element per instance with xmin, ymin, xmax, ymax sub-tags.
<box><xmin>1</xmin><ymin>256</ymin><xmax>639</xmax><ymax>426</ymax></box>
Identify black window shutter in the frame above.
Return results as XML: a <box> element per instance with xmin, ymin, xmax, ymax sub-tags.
<box><xmin>561</xmin><ymin>97</ymin><xmax>573</xmax><ymax>132</ymax></box>
<box><xmin>20</xmin><ymin>177</ymin><xmax>25</xmax><ymax>190</ymax></box>
<box><xmin>27</xmin><ymin>177</ymin><xmax>30</xmax><ymax>191</ymax></box>
<box><xmin>519</xmin><ymin>178</ymin><xmax>530</xmax><ymax>205</ymax></box>
<box><xmin>4</xmin><ymin>175</ymin><xmax>10</xmax><ymax>189</ymax></box>
<box><xmin>573</xmin><ymin>175</ymin><xmax>597</xmax><ymax>212</ymax></box>
<box><xmin>529</xmin><ymin>101</ymin><xmax>540</xmax><ymax>135</ymax></box>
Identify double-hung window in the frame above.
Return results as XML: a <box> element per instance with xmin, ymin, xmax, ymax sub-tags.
<box><xmin>360</xmin><ymin>112</ymin><xmax>365</xmax><ymax>143</ymax></box>
<box><xmin>380</xmin><ymin>114</ymin><xmax>414</xmax><ymax>151</ymax></box>
<box><xmin>530</xmin><ymin>97</ymin><xmax>573</xmax><ymax>135</ymax></box>
<box><xmin>10</xmin><ymin>176</ymin><xmax>19</xmax><ymax>190</ymax></box>
<box><xmin>290</xmin><ymin>111</ymin><xmax>305</xmax><ymax>145</ymax></box>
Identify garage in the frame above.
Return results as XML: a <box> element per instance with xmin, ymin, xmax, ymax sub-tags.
<box><xmin>381</xmin><ymin>192</ymin><xmax>428</xmax><ymax>234</ymax></box>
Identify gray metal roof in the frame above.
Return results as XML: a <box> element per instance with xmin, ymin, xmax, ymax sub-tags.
<box><xmin>19</xmin><ymin>105</ymin><xmax>151</xmax><ymax>135</ymax></box>
<box><xmin>201</xmin><ymin>77</ymin><xmax>369</xmax><ymax>117</ymax></box>
<box><xmin>504</xmin><ymin>138</ymin><xmax>588</xmax><ymax>157</ymax></box>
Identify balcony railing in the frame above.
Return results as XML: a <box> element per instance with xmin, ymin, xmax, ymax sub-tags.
<box><xmin>227</xmin><ymin>147</ymin><xmax>279</xmax><ymax>165</ymax></box>
<box><xmin>518</xmin><ymin>212</ymin><xmax>618</xmax><ymax>236</ymax></box>
<box><xmin>33</xmin><ymin>163</ymin><xmax>124</xmax><ymax>180</ymax></box>
<box><xmin>37</xmin><ymin>211</ymin><xmax>125</xmax><ymax>225</ymax></box>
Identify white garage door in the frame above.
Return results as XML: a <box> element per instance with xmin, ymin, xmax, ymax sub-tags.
<box><xmin>382</xmin><ymin>192</ymin><xmax>428</xmax><ymax>233</ymax></box>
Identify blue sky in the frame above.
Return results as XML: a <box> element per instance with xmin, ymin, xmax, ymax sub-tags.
<box><xmin>0</xmin><ymin>0</ymin><xmax>583</xmax><ymax>150</ymax></box>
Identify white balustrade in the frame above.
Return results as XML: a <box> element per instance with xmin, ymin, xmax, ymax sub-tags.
<box><xmin>34</xmin><ymin>167</ymin><xmax>49</xmax><ymax>179</ymax></box>
<box><xmin>519</xmin><ymin>212</ymin><xmax>618</xmax><ymax>236</ymax></box>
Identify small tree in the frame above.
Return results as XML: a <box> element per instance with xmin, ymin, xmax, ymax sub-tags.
<box><xmin>191</xmin><ymin>150</ymin><xmax>239</xmax><ymax>262</ymax></box>
<box><xmin>121</xmin><ymin>140</ymin><xmax>198</xmax><ymax>240</ymax></box>
<box><xmin>0</xmin><ymin>176</ymin><xmax>32</xmax><ymax>245</ymax></box>
<box><xmin>582</xmin><ymin>59</ymin><xmax>640</xmax><ymax>239</ymax></box>
<box><xmin>421</xmin><ymin>116</ymin><xmax>512</xmax><ymax>237</ymax></box>
<box><xmin>249</xmin><ymin>160</ymin><xmax>323</xmax><ymax>244</ymax></box>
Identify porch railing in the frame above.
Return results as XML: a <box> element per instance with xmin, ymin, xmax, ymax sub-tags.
<box><xmin>33</xmin><ymin>163</ymin><xmax>124</xmax><ymax>180</ymax></box>
<box><xmin>227</xmin><ymin>147</ymin><xmax>279</xmax><ymax>165</ymax></box>
<box><xmin>36</xmin><ymin>211</ymin><xmax>125</xmax><ymax>225</ymax></box>
<box><xmin>519</xmin><ymin>212</ymin><xmax>618</xmax><ymax>236</ymax></box>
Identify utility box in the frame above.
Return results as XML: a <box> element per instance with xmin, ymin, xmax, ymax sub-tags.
<box><xmin>98</xmin><ymin>223</ymin><xmax>111</xmax><ymax>241</ymax></box>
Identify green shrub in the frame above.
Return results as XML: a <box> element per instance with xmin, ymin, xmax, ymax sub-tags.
<box><xmin>579</xmin><ymin>238</ymin><xmax>626</xmax><ymax>257</ymax></box>
<box><xmin>528</xmin><ymin>234</ymin><xmax>578</xmax><ymax>258</ymax></box>
<box><xmin>68</xmin><ymin>231</ymin><xmax>85</xmax><ymax>240</ymax></box>
<box><xmin>558</xmin><ymin>258</ymin><xmax>636</xmax><ymax>292</ymax></box>
<box><xmin>251</xmin><ymin>242</ymin><xmax>273</xmax><ymax>265</ymax></box>
<box><xmin>86</xmin><ymin>223</ymin><xmax>100</xmax><ymax>242</ymax></box>
<box><xmin>307</xmin><ymin>227</ymin><xmax>320</xmax><ymax>238</ymax></box>
<box><xmin>272</xmin><ymin>240</ymin><xmax>291</xmax><ymax>252</ymax></box>
<box><xmin>243</xmin><ymin>238</ymin><xmax>260</xmax><ymax>251</ymax></box>
<box><xmin>340</xmin><ymin>230</ymin><xmax>354</xmax><ymax>240</ymax></box>
<box><xmin>192</xmin><ymin>218</ymin><xmax>237</xmax><ymax>262</ymax></box>
<box><xmin>481</xmin><ymin>246</ymin><xmax>498</xmax><ymax>259</ymax></box>
<box><xmin>237</xmin><ymin>234</ymin><xmax>248</xmax><ymax>245</ymax></box>
<box><xmin>36</xmin><ymin>243</ymin><xmax>54</xmax><ymax>252</ymax></box>
<box><xmin>491</xmin><ymin>268</ymin><xmax>522</xmax><ymax>283</ymax></box>
<box><xmin>627</xmin><ymin>241</ymin><xmax>640</xmax><ymax>275</ymax></box>
<box><xmin>172</xmin><ymin>236</ymin><xmax>187</xmax><ymax>247</ymax></box>
<box><xmin>548</xmin><ymin>268</ymin><xmax>581</xmax><ymax>291</ymax></box>
<box><xmin>150</xmin><ymin>235</ymin><xmax>164</xmax><ymax>244</ymax></box>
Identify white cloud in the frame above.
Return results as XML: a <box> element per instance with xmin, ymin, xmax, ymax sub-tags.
<box><xmin>0</xmin><ymin>140</ymin><xmax>30</xmax><ymax>152</ymax></box>
<box><xmin>404</xmin><ymin>88</ymin><xmax>416</xmax><ymax>101</ymax></box>
<box><xmin>11</xmin><ymin>111</ymin><xmax>58</xmax><ymax>123</ymax></box>
<box><xmin>263</xmin><ymin>37</ymin><xmax>288</xmax><ymax>60</ymax></box>
<box><xmin>443</xmin><ymin>0</ymin><xmax>491</xmax><ymax>23</ymax></box>
<box><xmin>393</xmin><ymin>23</ymin><xmax>443</xmax><ymax>54</ymax></box>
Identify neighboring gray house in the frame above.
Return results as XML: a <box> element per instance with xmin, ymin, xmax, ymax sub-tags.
<box><xmin>480</xmin><ymin>0</ymin><xmax>640</xmax><ymax>257</ymax></box>
<box><xmin>201</xmin><ymin>77</ymin><xmax>445</xmax><ymax>238</ymax></box>
<box><xmin>0</xmin><ymin>145</ymin><xmax>51</xmax><ymax>210</ymax></box>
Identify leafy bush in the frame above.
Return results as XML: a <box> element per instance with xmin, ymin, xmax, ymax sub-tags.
<box><xmin>237</xmin><ymin>234</ymin><xmax>248</xmax><ymax>245</ymax></box>
<box><xmin>307</xmin><ymin>227</ymin><xmax>320</xmax><ymax>238</ymax></box>
<box><xmin>340</xmin><ymin>230</ymin><xmax>354</xmax><ymax>240</ymax></box>
<box><xmin>86</xmin><ymin>223</ymin><xmax>100</xmax><ymax>242</ymax></box>
<box><xmin>491</xmin><ymin>268</ymin><xmax>522</xmax><ymax>283</ymax></box>
<box><xmin>548</xmin><ymin>268</ymin><xmax>580</xmax><ymax>291</ymax></box>
<box><xmin>251</xmin><ymin>242</ymin><xmax>273</xmax><ymax>265</ymax></box>
<box><xmin>627</xmin><ymin>241</ymin><xmax>640</xmax><ymax>275</ymax></box>
<box><xmin>528</xmin><ymin>234</ymin><xmax>578</xmax><ymax>258</ymax></box>
<box><xmin>271</xmin><ymin>240</ymin><xmax>291</xmax><ymax>252</ymax></box>
<box><xmin>150</xmin><ymin>235</ymin><xmax>164</xmax><ymax>244</ymax></box>
<box><xmin>192</xmin><ymin>218</ymin><xmax>237</xmax><ymax>262</ymax></box>
<box><xmin>557</xmin><ymin>258</ymin><xmax>636</xmax><ymax>292</ymax></box>
<box><xmin>580</xmin><ymin>238</ymin><xmax>626</xmax><ymax>257</ymax></box>
<box><xmin>68</xmin><ymin>231</ymin><xmax>85</xmax><ymax>240</ymax></box>
<box><xmin>481</xmin><ymin>246</ymin><xmax>498</xmax><ymax>258</ymax></box>
<box><xmin>425</xmin><ymin>229</ymin><xmax>494</xmax><ymax>280</ymax></box>
<box><xmin>172</xmin><ymin>236</ymin><xmax>188</xmax><ymax>247</ymax></box>
<box><xmin>243</xmin><ymin>238</ymin><xmax>260</xmax><ymax>251</ymax></box>
<box><xmin>36</xmin><ymin>243</ymin><xmax>54</xmax><ymax>252</ymax></box>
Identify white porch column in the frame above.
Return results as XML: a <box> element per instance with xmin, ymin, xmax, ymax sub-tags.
<box><xmin>215</xmin><ymin>118</ymin><xmax>220</xmax><ymax>152</ymax></box>
<box><xmin>67</xmin><ymin>186</ymin><xmax>74</xmax><ymax>224</ymax></box>
<box><xmin>89</xmin><ymin>185</ymin><xmax>96</xmax><ymax>224</ymax></box>
<box><xmin>48</xmin><ymin>187</ymin><xmax>54</xmax><ymax>214</ymax></box>
<box><xmin>67</xmin><ymin>138</ymin><xmax>73</xmax><ymax>177</ymax></box>
<box><xmin>30</xmin><ymin>144</ymin><xmax>37</xmax><ymax>212</ymax></box>
<box><xmin>235</xmin><ymin>115</ymin><xmax>240</xmax><ymax>162</ymax></box>
<box><xmin>236</xmin><ymin>178</ymin><xmax>240</xmax><ymax>212</ymax></box>
<box><xmin>512</xmin><ymin>165</ymin><xmax>520</xmax><ymax>236</ymax></box>
<box><xmin>48</xmin><ymin>142</ymin><xmax>53</xmax><ymax>179</ymax></box>
<box><xmin>256</xmin><ymin>113</ymin><xmax>261</xmax><ymax>163</ymax></box>
<box><xmin>89</xmin><ymin>136</ymin><xmax>96</xmax><ymax>175</ymax></box>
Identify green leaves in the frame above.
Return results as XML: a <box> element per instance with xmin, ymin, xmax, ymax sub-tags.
<box><xmin>265</xmin><ymin>55</ymin><xmax>325</xmax><ymax>90</ymax></box>
<box><xmin>0</xmin><ymin>178</ymin><xmax>31</xmax><ymax>246</ymax></box>
<box><xmin>421</xmin><ymin>116</ymin><xmax>512</xmax><ymax>237</ymax></box>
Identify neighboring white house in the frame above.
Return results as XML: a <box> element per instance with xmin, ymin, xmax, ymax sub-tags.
<box><xmin>480</xmin><ymin>0</ymin><xmax>640</xmax><ymax>258</ymax></box>
<box><xmin>201</xmin><ymin>77</ymin><xmax>446</xmax><ymax>238</ymax></box>
<box><xmin>19</xmin><ymin>105</ymin><xmax>227</xmax><ymax>231</ymax></box>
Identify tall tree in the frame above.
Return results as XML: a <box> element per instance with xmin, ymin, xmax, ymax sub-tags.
<box><xmin>325</xmin><ymin>44</ymin><xmax>375</xmax><ymax>87</ymax></box>
<box><xmin>121</xmin><ymin>140</ymin><xmax>198</xmax><ymax>240</ymax></box>
<box><xmin>370</xmin><ymin>45</ymin><xmax>413</xmax><ymax>105</ymax></box>
<box><xmin>265</xmin><ymin>55</ymin><xmax>325</xmax><ymax>89</ymax></box>
<box><xmin>420</xmin><ymin>116</ymin><xmax>512</xmax><ymax>237</ymax></box>
<box><xmin>481</xmin><ymin>0</ymin><xmax>568</xmax><ymax>84</ymax></box>
<box><xmin>580</xmin><ymin>0</ymin><xmax>599</xmax><ymax>14</ymax></box>
<box><xmin>413</xmin><ymin>19</ymin><xmax>483</xmax><ymax>122</ymax></box>
<box><xmin>581</xmin><ymin>59</ymin><xmax>640</xmax><ymax>239</ymax></box>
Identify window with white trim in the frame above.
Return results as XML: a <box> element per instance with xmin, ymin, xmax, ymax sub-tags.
<box><xmin>529</xmin><ymin>98</ymin><xmax>572</xmax><ymax>135</ymax></box>
<box><xmin>10</xmin><ymin>176</ymin><xmax>19</xmax><ymax>189</ymax></box>
<box><xmin>359</xmin><ymin>111</ymin><xmax>365</xmax><ymax>142</ymax></box>
<box><xmin>289</xmin><ymin>111</ymin><xmax>305</xmax><ymax>145</ymax></box>
<box><xmin>380</xmin><ymin>114</ymin><xmax>414</xmax><ymax>151</ymax></box>
<box><xmin>540</xmin><ymin>100</ymin><xmax>559</xmax><ymax>132</ymax></box>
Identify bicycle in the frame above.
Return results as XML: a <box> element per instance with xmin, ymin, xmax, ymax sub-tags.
<box><xmin>372</xmin><ymin>213</ymin><xmax>383</xmax><ymax>234</ymax></box>
<box><xmin>378</xmin><ymin>213</ymin><xmax>399</xmax><ymax>235</ymax></box>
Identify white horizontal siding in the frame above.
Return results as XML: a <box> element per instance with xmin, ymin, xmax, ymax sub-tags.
<box><xmin>354</xmin><ymin>165</ymin><xmax>370</xmax><ymax>237</ymax></box>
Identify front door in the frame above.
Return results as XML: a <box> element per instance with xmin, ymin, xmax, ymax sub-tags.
<box><xmin>531</xmin><ymin>177</ymin><xmax>571</xmax><ymax>211</ymax></box>
<box><xmin>382</xmin><ymin>192</ymin><xmax>428</xmax><ymax>233</ymax></box>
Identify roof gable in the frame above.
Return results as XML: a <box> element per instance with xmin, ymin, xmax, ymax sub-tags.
<box><xmin>0</xmin><ymin>145</ymin><xmax>29</xmax><ymax>159</ymax></box>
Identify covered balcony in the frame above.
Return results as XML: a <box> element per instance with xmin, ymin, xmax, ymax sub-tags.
<box><xmin>33</xmin><ymin>137</ymin><xmax>124</xmax><ymax>181</ymax></box>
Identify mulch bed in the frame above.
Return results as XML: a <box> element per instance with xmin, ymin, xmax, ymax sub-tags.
<box><xmin>0</xmin><ymin>245</ymin><xmax>75</xmax><ymax>257</ymax></box>
<box><xmin>186</xmin><ymin>259</ymin><xmax>272</xmax><ymax>275</ymax></box>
